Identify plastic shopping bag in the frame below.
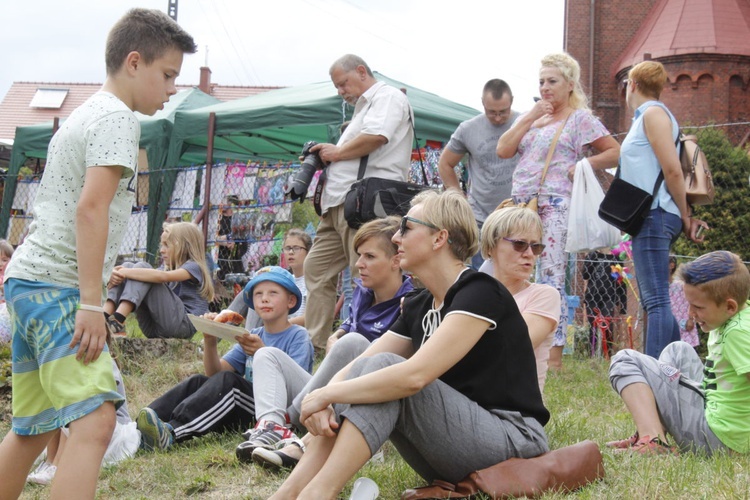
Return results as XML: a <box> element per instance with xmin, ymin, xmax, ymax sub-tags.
<box><xmin>565</xmin><ymin>158</ymin><xmax>621</xmax><ymax>253</ymax></box>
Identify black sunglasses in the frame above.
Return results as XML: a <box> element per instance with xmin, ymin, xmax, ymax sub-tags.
<box><xmin>502</xmin><ymin>237</ymin><xmax>545</xmax><ymax>256</ymax></box>
<box><xmin>400</xmin><ymin>216</ymin><xmax>440</xmax><ymax>236</ymax></box>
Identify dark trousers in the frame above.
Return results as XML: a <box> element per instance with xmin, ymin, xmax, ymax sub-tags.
<box><xmin>148</xmin><ymin>371</ymin><xmax>255</xmax><ymax>442</ymax></box>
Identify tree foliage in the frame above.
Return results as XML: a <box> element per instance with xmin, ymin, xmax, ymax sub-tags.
<box><xmin>672</xmin><ymin>128</ymin><xmax>750</xmax><ymax>261</ymax></box>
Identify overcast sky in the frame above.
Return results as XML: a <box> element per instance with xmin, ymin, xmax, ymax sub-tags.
<box><xmin>2</xmin><ymin>0</ymin><xmax>564</xmax><ymax>114</ymax></box>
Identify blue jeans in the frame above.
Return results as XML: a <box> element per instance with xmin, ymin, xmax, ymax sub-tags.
<box><xmin>632</xmin><ymin>208</ymin><xmax>682</xmax><ymax>357</ymax></box>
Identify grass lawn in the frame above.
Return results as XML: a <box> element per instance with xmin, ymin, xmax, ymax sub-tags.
<box><xmin>2</xmin><ymin>337</ymin><xmax>750</xmax><ymax>499</ymax></box>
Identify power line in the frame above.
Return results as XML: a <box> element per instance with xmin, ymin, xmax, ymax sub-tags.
<box><xmin>610</xmin><ymin>120</ymin><xmax>750</xmax><ymax>138</ymax></box>
<box><xmin>195</xmin><ymin>0</ymin><xmax>245</xmax><ymax>84</ymax></box>
<box><xmin>298</xmin><ymin>0</ymin><xmax>405</xmax><ymax>50</ymax></box>
<box><xmin>167</xmin><ymin>0</ymin><xmax>178</xmax><ymax>21</ymax></box>
<box><xmin>214</xmin><ymin>0</ymin><xmax>264</xmax><ymax>85</ymax></box>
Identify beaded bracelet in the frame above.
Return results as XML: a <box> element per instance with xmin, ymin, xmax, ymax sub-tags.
<box><xmin>77</xmin><ymin>303</ymin><xmax>105</xmax><ymax>314</ymax></box>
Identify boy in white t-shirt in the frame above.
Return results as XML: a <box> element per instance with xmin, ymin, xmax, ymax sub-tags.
<box><xmin>0</xmin><ymin>9</ymin><xmax>196</xmax><ymax>499</ymax></box>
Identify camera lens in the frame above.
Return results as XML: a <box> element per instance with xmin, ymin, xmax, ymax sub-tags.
<box><xmin>286</xmin><ymin>141</ymin><xmax>323</xmax><ymax>202</ymax></box>
<box><xmin>287</xmin><ymin>160</ymin><xmax>318</xmax><ymax>201</ymax></box>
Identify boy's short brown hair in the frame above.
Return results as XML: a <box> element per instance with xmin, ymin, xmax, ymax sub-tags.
<box><xmin>677</xmin><ymin>251</ymin><xmax>750</xmax><ymax>305</ymax></box>
<box><xmin>105</xmin><ymin>8</ymin><xmax>197</xmax><ymax>75</ymax></box>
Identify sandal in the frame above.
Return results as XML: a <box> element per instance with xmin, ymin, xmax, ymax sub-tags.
<box><xmin>106</xmin><ymin>314</ymin><xmax>127</xmax><ymax>337</ymax></box>
<box><xmin>605</xmin><ymin>431</ymin><xmax>639</xmax><ymax>449</ymax></box>
<box><xmin>615</xmin><ymin>435</ymin><xmax>677</xmax><ymax>455</ymax></box>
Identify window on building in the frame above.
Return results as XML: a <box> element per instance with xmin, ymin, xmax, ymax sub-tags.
<box><xmin>29</xmin><ymin>88</ymin><xmax>69</xmax><ymax>109</ymax></box>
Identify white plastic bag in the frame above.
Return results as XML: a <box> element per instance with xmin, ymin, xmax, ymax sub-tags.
<box><xmin>565</xmin><ymin>158</ymin><xmax>621</xmax><ymax>253</ymax></box>
<box><xmin>61</xmin><ymin>421</ymin><xmax>140</xmax><ymax>466</ymax></box>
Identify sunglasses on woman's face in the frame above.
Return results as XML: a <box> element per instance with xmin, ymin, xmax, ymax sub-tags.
<box><xmin>400</xmin><ymin>216</ymin><xmax>440</xmax><ymax>236</ymax></box>
<box><xmin>502</xmin><ymin>237</ymin><xmax>545</xmax><ymax>256</ymax></box>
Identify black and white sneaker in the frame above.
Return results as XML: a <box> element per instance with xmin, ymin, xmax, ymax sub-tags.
<box><xmin>235</xmin><ymin>420</ymin><xmax>294</xmax><ymax>463</ymax></box>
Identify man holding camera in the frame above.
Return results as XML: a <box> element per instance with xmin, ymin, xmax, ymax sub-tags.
<box><xmin>437</xmin><ymin>79</ymin><xmax>519</xmax><ymax>268</ymax></box>
<box><xmin>304</xmin><ymin>54</ymin><xmax>413</xmax><ymax>350</ymax></box>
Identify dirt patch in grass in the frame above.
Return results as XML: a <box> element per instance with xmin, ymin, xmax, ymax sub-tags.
<box><xmin>0</xmin><ymin>386</ymin><xmax>10</xmax><ymax>425</ymax></box>
<box><xmin>112</xmin><ymin>337</ymin><xmax>199</xmax><ymax>360</ymax></box>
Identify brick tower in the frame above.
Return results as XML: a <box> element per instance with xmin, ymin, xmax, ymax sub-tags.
<box><xmin>564</xmin><ymin>0</ymin><xmax>750</xmax><ymax>143</ymax></box>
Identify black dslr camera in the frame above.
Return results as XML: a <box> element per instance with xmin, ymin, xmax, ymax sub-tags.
<box><xmin>286</xmin><ymin>141</ymin><xmax>324</xmax><ymax>202</ymax></box>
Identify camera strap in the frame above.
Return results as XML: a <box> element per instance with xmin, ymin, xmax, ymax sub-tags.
<box><xmin>409</xmin><ymin>111</ymin><xmax>429</xmax><ymax>186</ymax></box>
<box><xmin>313</xmin><ymin>168</ymin><xmax>326</xmax><ymax>216</ymax></box>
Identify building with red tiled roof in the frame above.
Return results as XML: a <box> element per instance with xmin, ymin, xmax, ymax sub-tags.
<box><xmin>564</xmin><ymin>0</ymin><xmax>750</xmax><ymax>143</ymax></box>
<box><xmin>0</xmin><ymin>67</ymin><xmax>281</xmax><ymax>143</ymax></box>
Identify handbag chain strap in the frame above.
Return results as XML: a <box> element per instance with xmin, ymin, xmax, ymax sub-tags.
<box><xmin>537</xmin><ymin>109</ymin><xmax>572</xmax><ymax>197</ymax></box>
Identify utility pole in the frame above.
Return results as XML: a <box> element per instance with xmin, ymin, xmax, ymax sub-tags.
<box><xmin>167</xmin><ymin>0</ymin><xmax>178</xmax><ymax>21</ymax></box>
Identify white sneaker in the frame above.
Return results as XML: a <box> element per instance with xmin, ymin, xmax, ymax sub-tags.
<box><xmin>27</xmin><ymin>461</ymin><xmax>57</xmax><ymax>485</ymax></box>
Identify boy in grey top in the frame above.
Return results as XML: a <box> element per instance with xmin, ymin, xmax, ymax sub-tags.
<box><xmin>438</xmin><ymin>79</ymin><xmax>519</xmax><ymax>224</ymax></box>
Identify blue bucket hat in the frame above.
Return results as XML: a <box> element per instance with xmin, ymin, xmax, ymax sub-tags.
<box><xmin>243</xmin><ymin>266</ymin><xmax>302</xmax><ymax>314</ymax></box>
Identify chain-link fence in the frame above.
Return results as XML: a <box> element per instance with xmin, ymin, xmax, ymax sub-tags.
<box><xmin>4</xmin><ymin>123</ymin><xmax>748</xmax><ymax>348</ymax></box>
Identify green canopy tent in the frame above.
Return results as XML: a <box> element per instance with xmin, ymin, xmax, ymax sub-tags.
<box><xmin>0</xmin><ymin>87</ymin><xmax>220</xmax><ymax>241</ymax></box>
<box><xmin>155</xmin><ymin>72</ymin><xmax>479</xmax><ymax>255</ymax></box>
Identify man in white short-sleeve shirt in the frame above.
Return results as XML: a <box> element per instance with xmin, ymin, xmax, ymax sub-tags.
<box><xmin>304</xmin><ymin>54</ymin><xmax>413</xmax><ymax>349</ymax></box>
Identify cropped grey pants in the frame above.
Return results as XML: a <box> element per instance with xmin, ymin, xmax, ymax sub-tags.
<box><xmin>609</xmin><ymin>341</ymin><xmax>727</xmax><ymax>454</ymax></box>
<box><xmin>337</xmin><ymin>352</ymin><xmax>549</xmax><ymax>483</ymax></box>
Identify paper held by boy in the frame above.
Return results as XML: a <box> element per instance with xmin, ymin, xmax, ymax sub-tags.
<box><xmin>188</xmin><ymin>314</ymin><xmax>247</xmax><ymax>343</ymax></box>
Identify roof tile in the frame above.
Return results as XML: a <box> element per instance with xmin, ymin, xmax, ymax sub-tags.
<box><xmin>0</xmin><ymin>81</ymin><xmax>281</xmax><ymax>142</ymax></box>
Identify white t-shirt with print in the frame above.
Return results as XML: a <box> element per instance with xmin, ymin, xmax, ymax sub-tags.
<box><xmin>6</xmin><ymin>92</ymin><xmax>139</xmax><ymax>294</ymax></box>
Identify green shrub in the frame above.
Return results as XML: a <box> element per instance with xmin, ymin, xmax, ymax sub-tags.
<box><xmin>0</xmin><ymin>345</ymin><xmax>10</xmax><ymax>388</ymax></box>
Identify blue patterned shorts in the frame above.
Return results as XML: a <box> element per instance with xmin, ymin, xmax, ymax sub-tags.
<box><xmin>7</xmin><ymin>278</ymin><xmax>122</xmax><ymax>435</ymax></box>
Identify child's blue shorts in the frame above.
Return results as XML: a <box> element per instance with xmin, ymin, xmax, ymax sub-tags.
<box><xmin>6</xmin><ymin>278</ymin><xmax>123</xmax><ymax>435</ymax></box>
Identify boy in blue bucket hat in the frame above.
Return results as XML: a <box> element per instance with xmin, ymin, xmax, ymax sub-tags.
<box><xmin>244</xmin><ymin>266</ymin><xmax>303</xmax><ymax>316</ymax></box>
<box><xmin>135</xmin><ymin>266</ymin><xmax>313</xmax><ymax>451</ymax></box>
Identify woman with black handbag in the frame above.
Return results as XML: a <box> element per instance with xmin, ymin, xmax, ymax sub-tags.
<box><xmin>620</xmin><ymin>61</ymin><xmax>707</xmax><ymax>358</ymax></box>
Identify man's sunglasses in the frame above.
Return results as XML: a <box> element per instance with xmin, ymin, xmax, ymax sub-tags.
<box><xmin>400</xmin><ymin>216</ymin><xmax>440</xmax><ymax>236</ymax></box>
<box><xmin>502</xmin><ymin>237</ymin><xmax>545</xmax><ymax>256</ymax></box>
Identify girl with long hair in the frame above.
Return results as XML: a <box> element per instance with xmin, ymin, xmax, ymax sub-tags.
<box><xmin>104</xmin><ymin>222</ymin><xmax>214</xmax><ymax>339</ymax></box>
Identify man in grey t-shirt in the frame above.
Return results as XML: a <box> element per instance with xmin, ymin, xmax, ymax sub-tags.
<box><xmin>437</xmin><ymin>79</ymin><xmax>519</xmax><ymax>268</ymax></box>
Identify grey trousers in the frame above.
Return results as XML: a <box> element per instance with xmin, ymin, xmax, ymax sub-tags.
<box><xmin>337</xmin><ymin>353</ymin><xmax>549</xmax><ymax>484</ymax></box>
<box><xmin>609</xmin><ymin>341</ymin><xmax>727</xmax><ymax>454</ymax></box>
<box><xmin>253</xmin><ymin>332</ymin><xmax>370</xmax><ymax>428</ymax></box>
<box><xmin>107</xmin><ymin>262</ymin><xmax>194</xmax><ymax>339</ymax></box>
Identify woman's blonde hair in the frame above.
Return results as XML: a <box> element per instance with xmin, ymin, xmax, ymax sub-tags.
<box><xmin>541</xmin><ymin>52</ymin><xmax>589</xmax><ymax>110</ymax></box>
<box><xmin>161</xmin><ymin>222</ymin><xmax>215</xmax><ymax>301</ymax></box>
<box><xmin>410</xmin><ymin>189</ymin><xmax>478</xmax><ymax>262</ymax></box>
<box><xmin>480</xmin><ymin>207</ymin><xmax>543</xmax><ymax>259</ymax></box>
<box><xmin>628</xmin><ymin>61</ymin><xmax>668</xmax><ymax>99</ymax></box>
